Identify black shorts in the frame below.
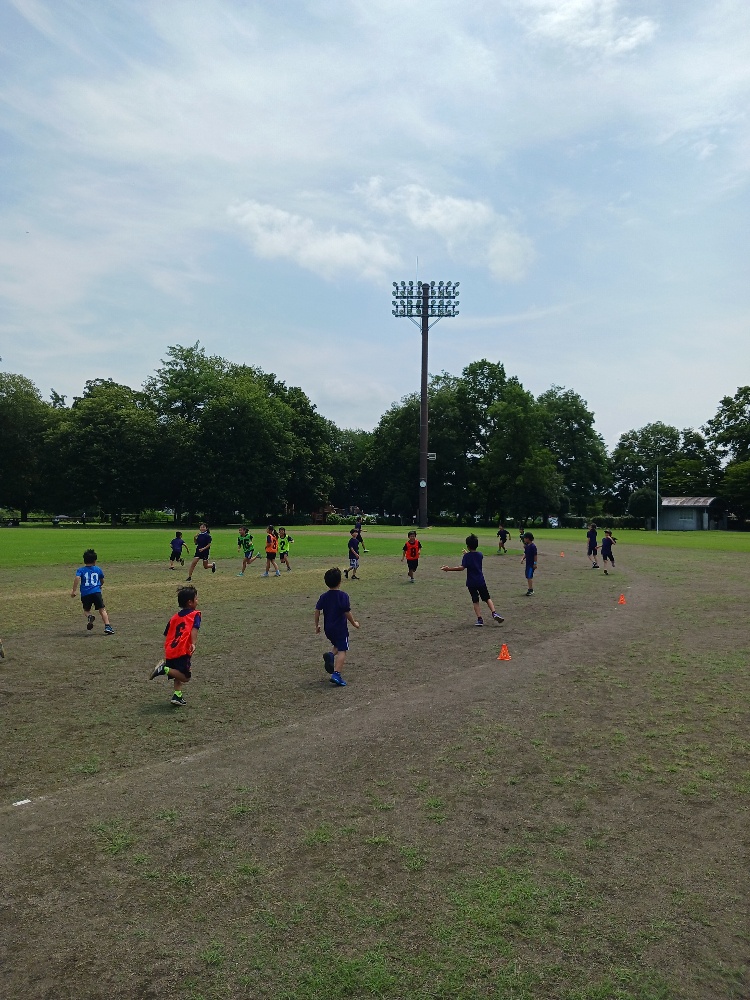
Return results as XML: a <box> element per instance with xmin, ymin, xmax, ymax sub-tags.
<box><xmin>407</xmin><ymin>559</ymin><xmax>419</xmax><ymax>572</ymax></box>
<box><xmin>166</xmin><ymin>654</ymin><xmax>192</xmax><ymax>679</ymax></box>
<box><xmin>195</xmin><ymin>549</ymin><xmax>210</xmax><ymax>560</ymax></box>
<box><xmin>587</xmin><ymin>546</ymin><xmax>598</xmax><ymax>556</ymax></box>
<box><xmin>81</xmin><ymin>593</ymin><xmax>105</xmax><ymax>612</ymax></box>
<box><xmin>602</xmin><ymin>554</ymin><xmax>615</xmax><ymax>564</ymax></box>
<box><xmin>467</xmin><ymin>583</ymin><xmax>490</xmax><ymax>604</ymax></box>
<box><xmin>170</xmin><ymin>551</ymin><xmax>182</xmax><ymax>562</ymax></box>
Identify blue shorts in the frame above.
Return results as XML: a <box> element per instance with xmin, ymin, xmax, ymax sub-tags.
<box><xmin>349</xmin><ymin>557</ymin><xmax>359</xmax><ymax>569</ymax></box>
<box><xmin>525</xmin><ymin>566</ymin><xmax>535</xmax><ymax>580</ymax></box>
<box><xmin>325</xmin><ymin>633</ymin><xmax>349</xmax><ymax>652</ymax></box>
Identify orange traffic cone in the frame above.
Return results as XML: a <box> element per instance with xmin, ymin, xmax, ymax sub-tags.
<box><xmin>560</xmin><ymin>551</ymin><xmax>565</xmax><ymax>557</ymax></box>
<box><xmin>618</xmin><ymin>594</ymin><xmax>626</xmax><ymax>605</ymax></box>
<box><xmin>497</xmin><ymin>643</ymin><xmax>512</xmax><ymax>661</ymax></box>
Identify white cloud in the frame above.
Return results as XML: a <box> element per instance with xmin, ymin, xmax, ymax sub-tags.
<box><xmin>228</xmin><ymin>200</ymin><xmax>401</xmax><ymax>281</ymax></box>
<box><xmin>513</xmin><ymin>0</ymin><xmax>657</xmax><ymax>56</ymax></box>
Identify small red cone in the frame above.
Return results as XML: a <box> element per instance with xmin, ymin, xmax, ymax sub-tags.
<box><xmin>497</xmin><ymin>643</ymin><xmax>512</xmax><ymax>661</ymax></box>
<box><xmin>618</xmin><ymin>594</ymin><xmax>626</xmax><ymax>605</ymax></box>
<box><xmin>560</xmin><ymin>551</ymin><xmax>565</xmax><ymax>557</ymax></box>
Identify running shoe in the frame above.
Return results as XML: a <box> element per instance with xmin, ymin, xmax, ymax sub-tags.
<box><xmin>475</xmin><ymin>617</ymin><xmax>484</xmax><ymax>626</ymax></box>
<box><xmin>237</xmin><ymin>572</ymin><xmax>244</xmax><ymax>576</ymax></box>
<box><xmin>170</xmin><ymin>694</ymin><xmax>187</xmax><ymax>706</ymax></box>
<box><xmin>150</xmin><ymin>660</ymin><xmax>167</xmax><ymax>680</ymax></box>
<box><xmin>104</xmin><ymin>624</ymin><xmax>115</xmax><ymax>634</ymax></box>
<box><xmin>261</xmin><ymin>572</ymin><xmax>269</xmax><ymax>577</ymax></box>
<box><xmin>211</xmin><ymin>562</ymin><xmax>216</xmax><ymax>573</ymax></box>
<box><xmin>86</xmin><ymin>614</ymin><xmax>95</xmax><ymax>631</ymax></box>
<box><xmin>492</xmin><ymin>612</ymin><xmax>505</xmax><ymax>624</ymax></box>
<box><xmin>330</xmin><ymin>671</ymin><xmax>347</xmax><ymax>686</ymax></box>
<box><xmin>0</xmin><ymin>639</ymin><xmax>4</xmax><ymax>659</ymax></box>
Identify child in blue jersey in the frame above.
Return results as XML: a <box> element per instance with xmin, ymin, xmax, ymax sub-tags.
<box><xmin>70</xmin><ymin>549</ymin><xmax>114</xmax><ymax>634</ymax></box>
<box><xmin>186</xmin><ymin>523</ymin><xmax>216</xmax><ymax>581</ymax></box>
<box><xmin>601</xmin><ymin>530</ymin><xmax>616</xmax><ymax>574</ymax></box>
<box><xmin>497</xmin><ymin>524</ymin><xmax>509</xmax><ymax>554</ymax></box>
<box><xmin>315</xmin><ymin>567</ymin><xmax>359</xmax><ymax>687</ymax></box>
<box><xmin>344</xmin><ymin>528</ymin><xmax>361</xmax><ymax>580</ymax></box>
<box><xmin>522</xmin><ymin>532</ymin><xmax>538</xmax><ymax>596</ymax></box>
<box><xmin>168</xmin><ymin>530</ymin><xmax>189</xmax><ymax>570</ymax></box>
<box><xmin>586</xmin><ymin>522</ymin><xmax>599</xmax><ymax>569</ymax></box>
<box><xmin>441</xmin><ymin>534</ymin><xmax>504</xmax><ymax>626</ymax></box>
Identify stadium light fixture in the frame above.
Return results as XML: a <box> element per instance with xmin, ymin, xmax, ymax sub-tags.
<box><xmin>391</xmin><ymin>279</ymin><xmax>460</xmax><ymax>529</ymax></box>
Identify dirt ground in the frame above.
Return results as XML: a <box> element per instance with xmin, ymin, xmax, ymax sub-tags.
<box><xmin>1</xmin><ymin>543</ymin><xmax>748</xmax><ymax>999</ymax></box>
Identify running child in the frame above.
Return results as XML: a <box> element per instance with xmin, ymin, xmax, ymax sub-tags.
<box><xmin>314</xmin><ymin>567</ymin><xmax>360</xmax><ymax>687</ymax></box>
<box><xmin>344</xmin><ymin>528</ymin><xmax>361</xmax><ymax>580</ymax></box>
<box><xmin>601</xmin><ymin>530</ymin><xmax>617</xmax><ymax>574</ymax></box>
<box><xmin>401</xmin><ymin>529</ymin><xmax>422</xmax><ymax>582</ymax></box>
<box><xmin>149</xmin><ymin>585</ymin><xmax>201</xmax><ymax>707</ymax></box>
<box><xmin>586</xmin><ymin>522</ymin><xmax>599</xmax><ymax>569</ymax></box>
<box><xmin>262</xmin><ymin>525</ymin><xmax>280</xmax><ymax>577</ymax></box>
<box><xmin>186</xmin><ymin>523</ymin><xmax>216</xmax><ymax>581</ymax></box>
<box><xmin>169</xmin><ymin>530</ymin><xmax>189</xmax><ymax>570</ymax></box>
<box><xmin>70</xmin><ymin>549</ymin><xmax>115</xmax><ymax>634</ymax></box>
<box><xmin>441</xmin><ymin>534</ymin><xmax>504</xmax><ymax>626</ymax></box>
<box><xmin>497</xmin><ymin>524</ymin><xmax>509</xmax><ymax>554</ymax></box>
<box><xmin>236</xmin><ymin>527</ymin><xmax>258</xmax><ymax>576</ymax></box>
<box><xmin>355</xmin><ymin>515</ymin><xmax>368</xmax><ymax>552</ymax></box>
<box><xmin>522</xmin><ymin>531</ymin><xmax>538</xmax><ymax>596</ymax></box>
<box><xmin>278</xmin><ymin>527</ymin><xmax>294</xmax><ymax>571</ymax></box>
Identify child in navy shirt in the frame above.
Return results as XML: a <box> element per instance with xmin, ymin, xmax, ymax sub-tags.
<box><xmin>186</xmin><ymin>523</ymin><xmax>216</xmax><ymax>581</ymax></box>
<box><xmin>344</xmin><ymin>529</ymin><xmax>361</xmax><ymax>580</ymax></box>
<box><xmin>169</xmin><ymin>531</ymin><xmax>188</xmax><ymax>570</ymax></box>
<box><xmin>441</xmin><ymin>534</ymin><xmax>504</xmax><ymax>626</ymax></box>
<box><xmin>70</xmin><ymin>549</ymin><xmax>115</xmax><ymax>634</ymax></box>
<box><xmin>522</xmin><ymin>532</ymin><xmax>538</xmax><ymax>596</ymax></box>
<box><xmin>601</xmin><ymin>530</ymin><xmax>616</xmax><ymax>574</ymax></box>
<box><xmin>315</xmin><ymin>567</ymin><xmax>359</xmax><ymax>686</ymax></box>
<box><xmin>587</xmin><ymin>522</ymin><xmax>599</xmax><ymax>569</ymax></box>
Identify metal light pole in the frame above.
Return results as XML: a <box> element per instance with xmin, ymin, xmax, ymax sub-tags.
<box><xmin>392</xmin><ymin>280</ymin><xmax>460</xmax><ymax>528</ymax></box>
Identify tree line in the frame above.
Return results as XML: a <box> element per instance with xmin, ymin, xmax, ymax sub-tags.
<box><xmin>1</xmin><ymin>344</ymin><xmax>749</xmax><ymax>524</ymax></box>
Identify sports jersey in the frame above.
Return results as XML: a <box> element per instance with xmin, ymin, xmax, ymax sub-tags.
<box><xmin>265</xmin><ymin>533</ymin><xmax>278</xmax><ymax>554</ymax></box>
<box><xmin>315</xmin><ymin>589</ymin><xmax>351</xmax><ymax>638</ymax></box>
<box><xmin>170</xmin><ymin>537</ymin><xmax>187</xmax><ymax>552</ymax></box>
<box><xmin>524</xmin><ymin>542</ymin><xmax>538</xmax><ymax>567</ymax></box>
<box><xmin>164</xmin><ymin>608</ymin><xmax>202</xmax><ymax>659</ymax></box>
<box><xmin>278</xmin><ymin>535</ymin><xmax>292</xmax><ymax>554</ymax></box>
<box><xmin>195</xmin><ymin>531</ymin><xmax>212</xmax><ymax>552</ymax></box>
<box><xmin>461</xmin><ymin>550</ymin><xmax>485</xmax><ymax>588</ymax></box>
<box><xmin>601</xmin><ymin>537</ymin><xmax>614</xmax><ymax>557</ymax></box>
<box><xmin>76</xmin><ymin>565</ymin><xmax>104</xmax><ymax>596</ymax></box>
<box><xmin>403</xmin><ymin>538</ymin><xmax>421</xmax><ymax>560</ymax></box>
<box><xmin>238</xmin><ymin>534</ymin><xmax>254</xmax><ymax>553</ymax></box>
<box><xmin>587</xmin><ymin>528</ymin><xmax>598</xmax><ymax>548</ymax></box>
<box><xmin>348</xmin><ymin>536</ymin><xmax>360</xmax><ymax>557</ymax></box>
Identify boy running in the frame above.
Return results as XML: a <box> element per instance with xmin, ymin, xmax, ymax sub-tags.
<box><xmin>586</xmin><ymin>522</ymin><xmax>599</xmax><ymax>569</ymax></box>
<box><xmin>169</xmin><ymin>530</ymin><xmax>189</xmax><ymax>570</ymax></box>
<box><xmin>355</xmin><ymin>516</ymin><xmax>368</xmax><ymax>552</ymax></box>
<box><xmin>441</xmin><ymin>534</ymin><xmax>504</xmax><ymax>627</ymax></box>
<box><xmin>186</xmin><ymin>523</ymin><xmax>216</xmax><ymax>581</ymax></box>
<box><xmin>344</xmin><ymin>528</ymin><xmax>361</xmax><ymax>580</ymax></box>
<box><xmin>262</xmin><ymin>525</ymin><xmax>280</xmax><ymax>577</ymax></box>
<box><xmin>71</xmin><ymin>549</ymin><xmax>115</xmax><ymax>634</ymax></box>
<box><xmin>522</xmin><ymin>531</ymin><xmax>538</xmax><ymax>596</ymax></box>
<box><xmin>497</xmin><ymin>524</ymin><xmax>509</xmax><ymax>554</ymax></box>
<box><xmin>149</xmin><ymin>585</ymin><xmax>201</xmax><ymax>707</ymax></box>
<box><xmin>601</xmin><ymin>530</ymin><xmax>617</xmax><ymax>574</ymax></box>
<box><xmin>315</xmin><ymin>567</ymin><xmax>359</xmax><ymax>687</ymax></box>
<box><xmin>236</xmin><ymin>527</ymin><xmax>258</xmax><ymax>576</ymax></box>
<box><xmin>401</xmin><ymin>530</ymin><xmax>422</xmax><ymax>582</ymax></box>
<box><xmin>278</xmin><ymin>527</ymin><xmax>294</xmax><ymax>571</ymax></box>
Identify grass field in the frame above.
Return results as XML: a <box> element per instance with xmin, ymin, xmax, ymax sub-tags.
<box><xmin>1</xmin><ymin>527</ymin><xmax>749</xmax><ymax>999</ymax></box>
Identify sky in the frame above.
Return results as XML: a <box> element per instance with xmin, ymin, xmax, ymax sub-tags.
<box><xmin>1</xmin><ymin>0</ymin><xmax>749</xmax><ymax>448</ymax></box>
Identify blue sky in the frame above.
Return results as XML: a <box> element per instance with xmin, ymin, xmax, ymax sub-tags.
<box><xmin>1</xmin><ymin>0</ymin><xmax>749</xmax><ymax>446</ymax></box>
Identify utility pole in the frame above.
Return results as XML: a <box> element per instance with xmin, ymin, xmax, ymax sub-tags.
<box><xmin>392</xmin><ymin>280</ymin><xmax>459</xmax><ymax>528</ymax></box>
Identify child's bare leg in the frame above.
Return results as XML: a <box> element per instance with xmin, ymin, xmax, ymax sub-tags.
<box><xmin>98</xmin><ymin>608</ymin><xmax>111</xmax><ymax>626</ymax></box>
<box><xmin>472</xmin><ymin>600</ymin><xmax>482</xmax><ymax>618</ymax></box>
<box><xmin>485</xmin><ymin>598</ymin><xmax>497</xmax><ymax>615</ymax></box>
<box><xmin>187</xmin><ymin>557</ymin><xmax>200</xmax><ymax>578</ymax></box>
<box><xmin>334</xmin><ymin>649</ymin><xmax>346</xmax><ymax>674</ymax></box>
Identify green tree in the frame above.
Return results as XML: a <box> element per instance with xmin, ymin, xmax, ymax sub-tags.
<box><xmin>45</xmin><ymin>380</ymin><xmax>161</xmax><ymax>520</ymax></box>
<box><xmin>610</xmin><ymin>422</ymin><xmax>681</xmax><ymax>511</ymax></box>
<box><xmin>628</xmin><ymin>486</ymin><xmax>659</xmax><ymax>520</ymax></box>
<box><xmin>703</xmin><ymin>386</ymin><xmax>750</xmax><ymax>462</ymax></box>
<box><xmin>0</xmin><ymin>373</ymin><xmax>53</xmax><ymax>519</ymax></box>
<box><xmin>722</xmin><ymin>460</ymin><xmax>750</xmax><ymax>520</ymax></box>
<box><xmin>537</xmin><ymin>386</ymin><xmax>608</xmax><ymax>516</ymax></box>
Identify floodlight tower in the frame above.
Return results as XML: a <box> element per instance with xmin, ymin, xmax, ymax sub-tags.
<box><xmin>391</xmin><ymin>280</ymin><xmax>460</xmax><ymax>528</ymax></box>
